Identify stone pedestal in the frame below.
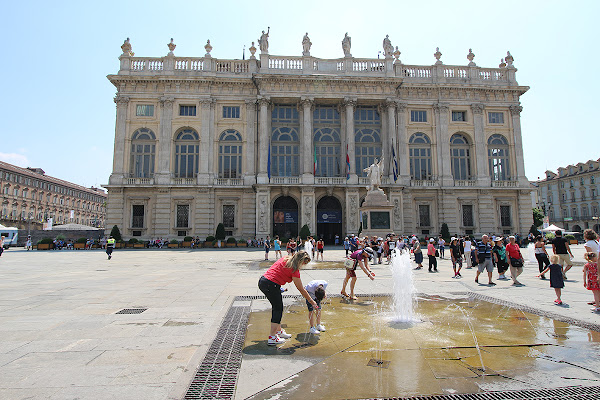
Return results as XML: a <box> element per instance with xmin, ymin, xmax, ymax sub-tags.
<box><xmin>359</xmin><ymin>189</ymin><xmax>394</xmax><ymax>238</ymax></box>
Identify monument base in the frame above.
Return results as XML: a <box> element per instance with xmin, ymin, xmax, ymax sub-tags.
<box><xmin>359</xmin><ymin>189</ymin><xmax>394</xmax><ymax>238</ymax></box>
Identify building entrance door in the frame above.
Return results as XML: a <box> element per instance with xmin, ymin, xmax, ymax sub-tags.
<box><xmin>316</xmin><ymin>196</ymin><xmax>342</xmax><ymax>245</ymax></box>
<box><xmin>272</xmin><ymin>196</ymin><xmax>298</xmax><ymax>241</ymax></box>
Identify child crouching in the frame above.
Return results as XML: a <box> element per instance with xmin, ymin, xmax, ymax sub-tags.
<box><xmin>304</xmin><ymin>280</ymin><xmax>328</xmax><ymax>334</ymax></box>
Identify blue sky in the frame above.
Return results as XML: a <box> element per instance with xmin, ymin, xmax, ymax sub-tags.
<box><xmin>0</xmin><ymin>0</ymin><xmax>596</xmax><ymax>187</ymax></box>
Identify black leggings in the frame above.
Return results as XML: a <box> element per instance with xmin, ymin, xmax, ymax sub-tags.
<box><xmin>258</xmin><ymin>276</ymin><xmax>283</xmax><ymax>324</ymax></box>
<box><xmin>428</xmin><ymin>255</ymin><xmax>437</xmax><ymax>271</ymax></box>
<box><xmin>535</xmin><ymin>253</ymin><xmax>550</xmax><ymax>274</ymax></box>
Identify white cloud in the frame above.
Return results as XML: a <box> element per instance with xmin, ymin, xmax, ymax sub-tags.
<box><xmin>0</xmin><ymin>153</ymin><xmax>30</xmax><ymax>167</ymax></box>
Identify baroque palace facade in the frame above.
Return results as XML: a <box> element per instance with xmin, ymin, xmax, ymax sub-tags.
<box><xmin>105</xmin><ymin>34</ymin><xmax>532</xmax><ymax>242</ymax></box>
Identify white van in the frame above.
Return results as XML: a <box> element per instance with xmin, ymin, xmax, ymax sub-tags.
<box><xmin>0</xmin><ymin>225</ymin><xmax>19</xmax><ymax>248</ymax></box>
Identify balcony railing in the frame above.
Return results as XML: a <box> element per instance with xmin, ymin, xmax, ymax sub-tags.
<box><xmin>214</xmin><ymin>178</ymin><xmax>243</xmax><ymax>186</ymax></box>
<box><xmin>410</xmin><ymin>178</ymin><xmax>439</xmax><ymax>187</ymax></box>
<box><xmin>315</xmin><ymin>177</ymin><xmax>346</xmax><ymax>185</ymax></box>
<box><xmin>491</xmin><ymin>180</ymin><xmax>518</xmax><ymax>188</ymax></box>
<box><xmin>454</xmin><ymin>179</ymin><xmax>476</xmax><ymax>187</ymax></box>
<box><xmin>270</xmin><ymin>177</ymin><xmax>300</xmax><ymax>185</ymax></box>
<box><xmin>125</xmin><ymin>177</ymin><xmax>153</xmax><ymax>185</ymax></box>
<box><xmin>173</xmin><ymin>178</ymin><xmax>195</xmax><ymax>185</ymax></box>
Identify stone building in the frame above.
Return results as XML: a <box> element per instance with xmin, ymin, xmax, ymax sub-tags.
<box><xmin>105</xmin><ymin>35</ymin><xmax>532</xmax><ymax>242</ymax></box>
<box><xmin>0</xmin><ymin>160</ymin><xmax>106</xmax><ymax>228</ymax></box>
<box><xmin>534</xmin><ymin>160</ymin><xmax>600</xmax><ymax>233</ymax></box>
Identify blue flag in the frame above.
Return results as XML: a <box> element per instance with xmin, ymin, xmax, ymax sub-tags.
<box><xmin>392</xmin><ymin>145</ymin><xmax>398</xmax><ymax>183</ymax></box>
<box><xmin>267</xmin><ymin>143</ymin><xmax>271</xmax><ymax>180</ymax></box>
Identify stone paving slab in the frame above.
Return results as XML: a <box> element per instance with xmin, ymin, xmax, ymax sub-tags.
<box><xmin>0</xmin><ymin>245</ymin><xmax>598</xmax><ymax>399</ymax></box>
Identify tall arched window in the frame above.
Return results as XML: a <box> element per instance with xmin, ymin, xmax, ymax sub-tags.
<box><xmin>488</xmin><ymin>134</ymin><xmax>510</xmax><ymax>181</ymax></box>
<box><xmin>218</xmin><ymin>129</ymin><xmax>242</xmax><ymax>178</ymax></box>
<box><xmin>313</xmin><ymin>106</ymin><xmax>341</xmax><ymax>177</ymax></box>
<box><xmin>271</xmin><ymin>127</ymin><xmax>299</xmax><ymax>177</ymax></box>
<box><xmin>174</xmin><ymin>128</ymin><xmax>199</xmax><ymax>178</ymax></box>
<box><xmin>355</xmin><ymin>129</ymin><xmax>382</xmax><ymax>176</ymax></box>
<box><xmin>130</xmin><ymin>128</ymin><xmax>156</xmax><ymax>178</ymax></box>
<box><xmin>450</xmin><ymin>133</ymin><xmax>472</xmax><ymax>180</ymax></box>
<box><xmin>409</xmin><ymin>132</ymin><xmax>432</xmax><ymax>180</ymax></box>
<box><xmin>314</xmin><ymin>128</ymin><xmax>341</xmax><ymax>177</ymax></box>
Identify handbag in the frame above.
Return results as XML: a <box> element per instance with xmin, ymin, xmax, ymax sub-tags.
<box><xmin>434</xmin><ymin>250</ymin><xmax>439</xmax><ymax>257</ymax></box>
<box><xmin>344</xmin><ymin>258</ymin><xmax>355</xmax><ymax>270</ymax></box>
<box><xmin>510</xmin><ymin>257</ymin><xmax>523</xmax><ymax>268</ymax></box>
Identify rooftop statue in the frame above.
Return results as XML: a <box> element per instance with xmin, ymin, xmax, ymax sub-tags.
<box><xmin>342</xmin><ymin>33</ymin><xmax>351</xmax><ymax>57</ymax></box>
<box><xmin>302</xmin><ymin>32</ymin><xmax>312</xmax><ymax>56</ymax></box>
<box><xmin>383</xmin><ymin>35</ymin><xmax>393</xmax><ymax>58</ymax></box>
<box><xmin>258</xmin><ymin>27</ymin><xmax>270</xmax><ymax>53</ymax></box>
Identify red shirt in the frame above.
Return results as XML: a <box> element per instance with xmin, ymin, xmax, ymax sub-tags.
<box><xmin>263</xmin><ymin>257</ymin><xmax>301</xmax><ymax>285</ymax></box>
<box><xmin>506</xmin><ymin>243</ymin><xmax>522</xmax><ymax>259</ymax></box>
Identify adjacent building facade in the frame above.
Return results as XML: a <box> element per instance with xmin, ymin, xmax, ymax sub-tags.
<box><xmin>0</xmin><ymin>161</ymin><xmax>107</xmax><ymax>228</ymax></box>
<box><xmin>105</xmin><ymin>35</ymin><xmax>532</xmax><ymax>242</ymax></box>
<box><xmin>534</xmin><ymin>160</ymin><xmax>600</xmax><ymax>233</ymax></box>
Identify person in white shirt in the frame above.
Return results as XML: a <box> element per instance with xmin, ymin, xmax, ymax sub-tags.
<box><xmin>463</xmin><ymin>237</ymin><xmax>472</xmax><ymax>268</ymax></box>
<box><xmin>304</xmin><ymin>280</ymin><xmax>328</xmax><ymax>334</ymax></box>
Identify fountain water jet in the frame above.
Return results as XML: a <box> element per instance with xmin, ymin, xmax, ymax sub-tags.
<box><xmin>388</xmin><ymin>248</ymin><xmax>418</xmax><ymax>323</ymax></box>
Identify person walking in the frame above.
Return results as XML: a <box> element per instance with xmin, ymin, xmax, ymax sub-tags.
<box><xmin>463</xmin><ymin>236</ymin><xmax>472</xmax><ymax>268</ymax></box>
<box><xmin>437</xmin><ymin>237</ymin><xmax>446</xmax><ymax>259</ymax></box>
<box><xmin>449</xmin><ymin>237</ymin><xmax>462</xmax><ymax>278</ymax></box>
<box><xmin>538</xmin><ymin>255</ymin><xmax>565</xmax><ymax>305</ymax></box>
<box><xmin>258</xmin><ymin>251</ymin><xmax>318</xmax><ymax>345</ymax></box>
<box><xmin>316</xmin><ymin>238</ymin><xmax>324</xmax><ymax>261</ymax></box>
<box><xmin>552</xmin><ymin>230</ymin><xmax>574</xmax><ymax>279</ymax></box>
<box><xmin>534</xmin><ymin>235</ymin><xmax>550</xmax><ymax>280</ymax></box>
<box><xmin>264</xmin><ymin>235</ymin><xmax>271</xmax><ymax>261</ymax></box>
<box><xmin>343</xmin><ymin>237</ymin><xmax>350</xmax><ymax>256</ymax></box>
<box><xmin>506</xmin><ymin>235</ymin><xmax>525</xmax><ymax>285</ymax></box>
<box><xmin>583</xmin><ymin>252</ymin><xmax>600</xmax><ymax>312</ymax></box>
<box><xmin>427</xmin><ymin>238</ymin><xmax>437</xmax><ymax>272</ymax></box>
<box><xmin>474</xmin><ymin>235</ymin><xmax>496</xmax><ymax>285</ymax></box>
<box><xmin>413</xmin><ymin>239</ymin><xmax>423</xmax><ymax>269</ymax></box>
<box><xmin>273</xmin><ymin>236</ymin><xmax>282</xmax><ymax>259</ymax></box>
<box><xmin>492</xmin><ymin>237</ymin><xmax>509</xmax><ymax>280</ymax></box>
<box><xmin>106</xmin><ymin>236</ymin><xmax>116</xmax><ymax>260</ymax></box>
<box><xmin>25</xmin><ymin>235</ymin><xmax>33</xmax><ymax>251</ymax></box>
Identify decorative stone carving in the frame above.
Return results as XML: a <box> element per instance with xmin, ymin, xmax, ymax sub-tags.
<box><xmin>505</xmin><ymin>51</ymin><xmax>514</xmax><ymax>67</ymax></box>
<box><xmin>159</xmin><ymin>96</ymin><xmax>174</xmax><ymax>108</ymax></box>
<box><xmin>257</xmin><ymin>96</ymin><xmax>271</xmax><ymax>108</ymax></box>
<box><xmin>467</xmin><ymin>48</ymin><xmax>476</xmax><ymax>66</ymax></box>
<box><xmin>259</xmin><ymin>196</ymin><xmax>268</xmax><ymax>231</ymax></box>
<box><xmin>204</xmin><ymin>40</ymin><xmax>212</xmax><ymax>57</ymax></box>
<box><xmin>342</xmin><ymin>97</ymin><xmax>357</xmax><ymax>109</ymax></box>
<box><xmin>384</xmin><ymin>99</ymin><xmax>396</xmax><ymax>110</ymax></box>
<box><xmin>258</xmin><ymin>27</ymin><xmax>270</xmax><ymax>53</ymax></box>
<box><xmin>434</xmin><ymin>47</ymin><xmax>442</xmax><ymax>64</ymax></box>
<box><xmin>302</xmin><ymin>33</ymin><xmax>312</xmax><ymax>56</ymax></box>
<box><xmin>167</xmin><ymin>38</ymin><xmax>176</xmax><ymax>56</ymax></box>
<box><xmin>433</xmin><ymin>103</ymin><xmax>449</xmax><ymax>113</ymax></box>
<box><xmin>383</xmin><ymin>35</ymin><xmax>393</xmax><ymax>58</ymax></box>
<box><xmin>249</xmin><ymin>42</ymin><xmax>257</xmax><ymax>59</ymax></box>
<box><xmin>499</xmin><ymin>58</ymin><xmax>507</xmax><ymax>68</ymax></box>
<box><xmin>349</xmin><ymin>195</ymin><xmax>358</xmax><ymax>231</ymax></box>
<box><xmin>470</xmin><ymin>103</ymin><xmax>484</xmax><ymax>114</ymax></box>
<box><xmin>244</xmin><ymin>99</ymin><xmax>256</xmax><ymax>111</ymax></box>
<box><xmin>393</xmin><ymin>46</ymin><xmax>401</xmax><ymax>63</ymax></box>
<box><xmin>121</xmin><ymin>38</ymin><xmax>134</xmax><ymax>56</ymax></box>
<box><xmin>300</xmin><ymin>97</ymin><xmax>314</xmax><ymax>110</ymax></box>
<box><xmin>200</xmin><ymin>98</ymin><xmax>214</xmax><ymax>109</ymax></box>
<box><xmin>303</xmin><ymin>196</ymin><xmax>312</xmax><ymax>228</ymax></box>
<box><xmin>114</xmin><ymin>95</ymin><xmax>130</xmax><ymax>106</ymax></box>
<box><xmin>342</xmin><ymin>33</ymin><xmax>351</xmax><ymax>57</ymax></box>
<box><xmin>282</xmin><ymin>186</ymin><xmax>289</xmax><ymax>197</ymax></box>
<box><xmin>509</xmin><ymin>105</ymin><xmax>523</xmax><ymax>116</ymax></box>
<box><xmin>363</xmin><ymin>158</ymin><xmax>384</xmax><ymax>192</ymax></box>
<box><xmin>396</xmin><ymin>102</ymin><xmax>407</xmax><ymax>112</ymax></box>
<box><xmin>393</xmin><ymin>198</ymin><xmax>401</xmax><ymax>227</ymax></box>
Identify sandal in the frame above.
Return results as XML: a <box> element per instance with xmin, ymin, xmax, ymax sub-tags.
<box><xmin>350</xmin><ymin>296</ymin><xmax>358</xmax><ymax>300</ymax></box>
<box><xmin>341</xmin><ymin>291</ymin><xmax>349</xmax><ymax>298</ymax></box>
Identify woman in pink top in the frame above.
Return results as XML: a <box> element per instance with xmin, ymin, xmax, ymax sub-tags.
<box><xmin>427</xmin><ymin>238</ymin><xmax>438</xmax><ymax>272</ymax></box>
<box><xmin>258</xmin><ymin>251</ymin><xmax>317</xmax><ymax>345</ymax></box>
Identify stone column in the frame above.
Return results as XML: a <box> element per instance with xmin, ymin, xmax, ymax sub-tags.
<box><xmin>156</xmin><ymin>96</ymin><xmax>174</xmax><ymax>185</ymax></box>
<box><xmin>471</xmin><ymin>103</ymin><xmax>490</xmax><ymax>186</ymax></box>
<box><xmin>434</xmin><ymin>103</ymin><xmax>452</xmax><ymax>186</ymax></box>
<box><xmin>256</xmin><ymin>188</ymin><xmax>270</xmax><ymax>238</ymax></box>
<box><xmin>244</xmin><ymin>100</ymin><xmax>257</xmax><ymax>185</ymax></box>
<box><xmin>301</xmin><ymin>97</ymin><xmax>314</xmax><ymax>184</ymax></box>
<box><xmin>343</xmin><ymin>98</ymin><xmax>358</xmax><ymax>184</ymax></box>
<box><xmin>198</xmin><ymin>99</ymin><xmax>213</xmax><ymax>185</ymax></box>
<box><xmin>256</xmin><ymin>97</ymin><xmax>270</xmax><ymax>184</ymax></box>
<box><xmin>109</xmin><ymin>95</ymin><xmax>129</xmax><ymax>185</ymax></box>
<box><xmin>510</xmin><ymin>105</ymin><xmax>528</xmax><ymax>186</ymax></box>
<box><xmin>385</xmin><ymin>99</ymin><xmax>396</xmax><ymax>182</ymax></box>
<box><xmin>345</xmin><ymin>188</ymin><xmax>360</xmax><ymax>235</ymax></box>
<box><xmin>396</xmin><ymin>102</ymin><xmax>409</xmax><ymax>185</ymax></box>
<box><xmin>301</xmin><ymin>187</ymin><xmax>315</xmax><ymax>235</ymax></box>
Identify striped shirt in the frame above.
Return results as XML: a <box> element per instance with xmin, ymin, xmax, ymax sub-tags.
<box><xmin>476</xmin><ymin>241</ymin><xmax>493</xmax><ymax>259</ymax></box>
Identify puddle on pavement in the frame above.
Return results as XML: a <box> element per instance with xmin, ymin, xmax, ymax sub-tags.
<box><xmin>239</xmin><ymin>295</ymin><xmax>600</xmax><ymax>399</ymax></box>
<box><xmin>258</xmin><ymin>260</ymin><xmax>345</xmax><ymax>270</ymax></box>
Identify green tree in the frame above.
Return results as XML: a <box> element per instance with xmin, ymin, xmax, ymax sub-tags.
<box><xmin>215</xmin><ymin>223</ymin><xmax>226</xmax><ymax>240</ymax></box>
<box><xmin>299</xmin><ymin>224</ymin><xmax>311</xmax><ymax>240</ymax></box>
<box><xmin>529</xmin><ymin>224</ymin><xmax>541</xmax><ymax>236</ymax></box>
<box><xmin>440</xmin><ymin>223</ymin><xmax>450</xmax><ymax>241</ymax></box>
<box><xmin>532</xmin><ymin>208</ymin><xmax>544</xmax><ymax>228</ymax></box>
<box><xmin>110</xmin><ymin>225</ymin><xmax>123</xmax><ymax>242</ymax></box>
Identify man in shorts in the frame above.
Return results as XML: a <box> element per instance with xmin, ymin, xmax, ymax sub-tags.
<box><xmin>473</xmin><ymin>234</ymin><xmax>496</xmax><ymax>286</ymax></box>
<box><xmin>552</xmin><ymin>230</ymin><xmax>573</xmax><ymax>279</ymax></box>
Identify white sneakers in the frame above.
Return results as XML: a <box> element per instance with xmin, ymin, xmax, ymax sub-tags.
<box><xmin>309</xmin><ymin>327</ymin><xmax>320</xmax><ymax>334</ymax></box>
<box><xmin>267</xmin><ymin>335</ymin><xmax>286</xmax><ymax>345</ymax></box>
<box><xmin>276</xmin><ymin>329</ymin><xmax>292</xmax><ymax>339</ymax></box>
<box><xmin>316</xmin><ymin>324</ymin><xmax>326</xmax><ymax>332</ymax></box>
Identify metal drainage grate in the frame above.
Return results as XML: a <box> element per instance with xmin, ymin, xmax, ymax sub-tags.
<box><xmin>115</xmin><ymin>308</ymin><xmax>147</xmax><ymax>314</ymax></box>
<box><xmin>367</xmin><ymin>358</ymin><xmax>390</xmax><ymax>369</ymax></box>
<box><xmin>367</xmin><ymin>385</ymin><xmax>600</xmax><ymax>400</ymax></box>
<box><xmin>184</xmin><ymin>303</ymin><xmax>250</xmax><ymax>399</ymax></box>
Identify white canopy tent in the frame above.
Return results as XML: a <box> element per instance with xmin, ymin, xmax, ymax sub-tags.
<box><xmin>540</xmin><ymin>224</ymin><xmax>564</xmax><ymax>232</ymax></box>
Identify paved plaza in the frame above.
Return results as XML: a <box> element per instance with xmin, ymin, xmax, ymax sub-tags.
<box><xmin>0</xmin><ymin>245</ymin><xmax>599</xmax><ymax>399</ymax></box>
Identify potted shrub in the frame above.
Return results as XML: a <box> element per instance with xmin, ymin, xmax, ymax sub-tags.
<box><xmin>74</xmin><ymin>237</ymin><xmax>87</xmax><ymax>250</ymax></box>
<box><xmin>133</xmin><ymin>238</ymin><xmax>146</xmax><ymax>248</ymax></box>
<box><xmin>182</xmin><ymin>236</ymin><xmax>193</xmax><ymax>248</ymax></box>
<box><xmin>237</xmin><ymin>238</ymin><xmax>246</xmax><ymax>247</ymax></box>
<box><xmin>126</xmin><ymin>238</ymin><xmax>137</xmax><ymax>248</ymax></box>
<box><xmin>565</xmin><ymin>234</ymin><xmax>577</xmax><ymax>245</ymax></box>
<box><xmin>168</xmin><ymin>239</ymin><xmax>180</xmax><ymax>248</ymax></box>
<box><xmin>226</xmin><ymin>237</ymin><xmax>237</xmax><ymax>247</ymax></box>
<box><xmin>215</xmin><ymin>223</ymin><xmax>226</xmax><ymax>248</ymax></box>
<box><xmin>110</xmin><ymin>225</ymin><xmax>123</xmax><ymax>242</ymax></box>
<box><xmin>205</xmin><ymin>236</ymin><xmax>215</xmax><ymax>248</ymax></box>
<box><xmin>37</xmin><ymin>237</ymin><xmax>54</xmax><ymax>250</ymax></box>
